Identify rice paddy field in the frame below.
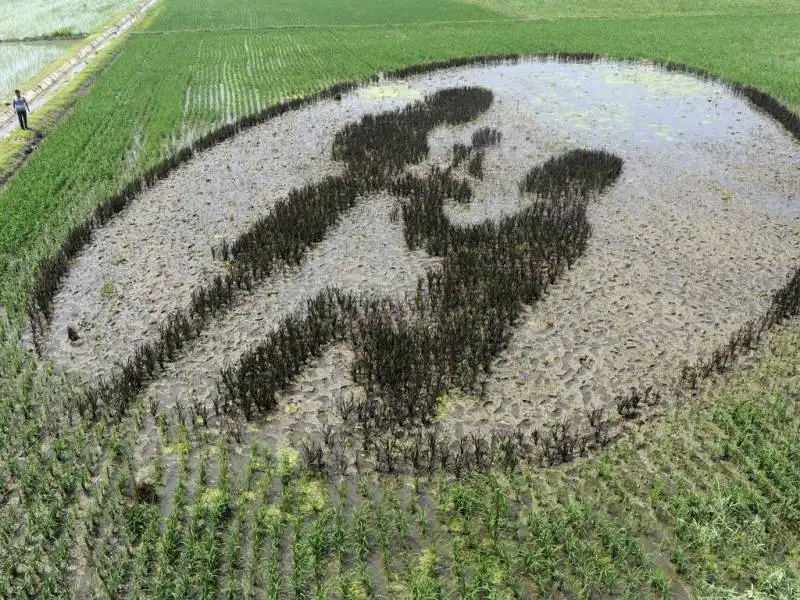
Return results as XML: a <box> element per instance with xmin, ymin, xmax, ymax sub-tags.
<box><xmin>1</xmin><ymin>0</ymin><xmax>800</xmax><ymax>598</ymax></box>
<box><xmin>0</xmin><ymin>0</ymin><xmax>139</xmax><ymax>40</ymax></box>
<box><xmin>0</xmin><ymin>41</ymin><xmax>69</xmax><ymax>100</ymax></box>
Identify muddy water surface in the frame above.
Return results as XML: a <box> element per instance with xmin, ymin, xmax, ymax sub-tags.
<box><xmin>41</xmin><ymin>59</ymin><xmax>800</xmax><ymax>447</ymax></box>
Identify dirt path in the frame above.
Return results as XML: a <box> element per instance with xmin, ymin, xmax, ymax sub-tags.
<box><xmin>0</xmin><ymin>0</ymin><xmax>157</xmax><ymax>139</ymax></box>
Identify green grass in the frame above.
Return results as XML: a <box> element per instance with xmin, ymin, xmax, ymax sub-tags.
<box><xmin>1</xmin><ymin>0</ymin><xmax>800</xmax><ymax>596</ymax></box>
<box><xmin>468</xmin><ymin>0</ymin><xmax>800</xmax><ymax>19</ymax></box>
<box><xmin>0</xmin><ymin>0</ymin><xmax>138</xmax><ymax>40</ymax></box>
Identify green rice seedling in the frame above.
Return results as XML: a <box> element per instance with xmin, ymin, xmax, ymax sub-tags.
<box><xmin>219</xmin><ymin>513</ymin><xmax>244</xmax><ymax>600</ymax></box>
<box><xmin>129</xmin><ymin>509</ymin><xmax>161</xmax><ymax>598</ymax></box>
<box><xmin>351</xmin><ymin>503</ymin><xmax>371</xmax><ymax>564</ymax></box>
<box><xmin>290</xmin><ymin>519</ymin><xmax>314</xmax><ymax>597</ymax></box>
<box><xmin>307</xmin><ymin>509</ymin><xmax>333</xmax><ymax>590</ymax></box>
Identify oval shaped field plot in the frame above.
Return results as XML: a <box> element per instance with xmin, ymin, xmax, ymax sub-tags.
<box><xmin>39</xmin><ymin>59</ymin><xmax>800</xmax><ymax>458</ymax></box>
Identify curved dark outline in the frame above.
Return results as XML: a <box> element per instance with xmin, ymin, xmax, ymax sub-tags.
<box><xmin>26</xmin><ymin>52</ymin><xmax>800</xmax><ymax>343</ymax></box>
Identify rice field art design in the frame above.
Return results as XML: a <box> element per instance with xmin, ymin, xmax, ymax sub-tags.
<box><xmin>29</xmin><ymin>59</ymin><xmax>800</xmax><ymax>476</ymax></box>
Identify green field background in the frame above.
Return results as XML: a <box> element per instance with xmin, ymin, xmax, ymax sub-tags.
<box><xmin>1</xmin><ymin>2</ymin><xmax>800</xmax><ymax>597</ymax></box>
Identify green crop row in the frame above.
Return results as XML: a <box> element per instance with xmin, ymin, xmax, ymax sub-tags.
<box><xmin>473</xmin><ymin>0</ymin><xmax>800</xmax><ymax>20</ymax></box>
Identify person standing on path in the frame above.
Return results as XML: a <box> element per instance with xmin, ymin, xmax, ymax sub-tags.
<box><xmin>12</xmin><ymin>90</ymin><xmax>31</xmax><ymax>130</ymax></box>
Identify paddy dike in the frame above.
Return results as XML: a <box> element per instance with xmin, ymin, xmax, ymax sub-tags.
<box><xmin>40</xmin><ymin>59</ymin><xmax>800</xmax><ymax>448</ymax></box>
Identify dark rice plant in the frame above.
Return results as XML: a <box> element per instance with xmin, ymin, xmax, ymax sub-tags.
<box><xmin>471</xmin><ymin>127</ymin><xmax>502</xmax><ymax>148</ymax></box>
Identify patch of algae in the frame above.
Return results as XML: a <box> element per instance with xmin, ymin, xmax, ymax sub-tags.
<box><xmin>356</xmin><ymin>82</ymin><xmax>424</xmax><ymax>100</ymax></box>
<box><xmin>604</xmin><ymin>68</ymin><xmax>713</xmax><ymax>96</ymax></box>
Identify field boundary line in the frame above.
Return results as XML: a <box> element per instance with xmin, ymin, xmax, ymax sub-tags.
<box><xmin>132</xmin><ymin>18</ymin><xmax>525</xmax><ymax>35</ymax></box>
<box><xmin>0</xmin><ymin>0</ymin><xmax>158</xmax><ymax>130</ymax></box>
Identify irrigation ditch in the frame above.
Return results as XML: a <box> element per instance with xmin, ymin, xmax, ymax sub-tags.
<box><xmin>24</xmin><ymin>54</ymin><xmax>800</xmax><ymax>477</ymax></box>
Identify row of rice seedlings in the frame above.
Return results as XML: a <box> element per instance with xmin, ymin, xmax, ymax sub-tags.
<box><xmin>27</xmin><ymin>52</ymin><xmax>800</xmax><ymax>348</ymax></box>
<box><xmin>83</xmin><ymin>415</ymin><xmax>155</xmax><ymax>598</ymax></box>
<box><xmin>452</xmin><ymin>143</ymin><xmax>471</xmax><ymax>169</ymax></box>
<box><xmin>229</xmin><ymin>176</ymin><xmax>363</xmax><ymax>276</ymax></box>
<box><xmin>150</xmin><ymin>428</ymin><xmax>191</xmax><ymax>598</ymax></box>
<box><xmin>89</xmin><ymin>458</ymin><xmax>137</xmax><ymax>598</ymax></box>
<box><xmin>216</xmin><ymin>444</ymin><xmax>264</xmax><ymax>599</ymax></box>
<box><xmin>293</xmin><ymin>409</ymin><xmax>607</xmax><ymax>478</ymax></box>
